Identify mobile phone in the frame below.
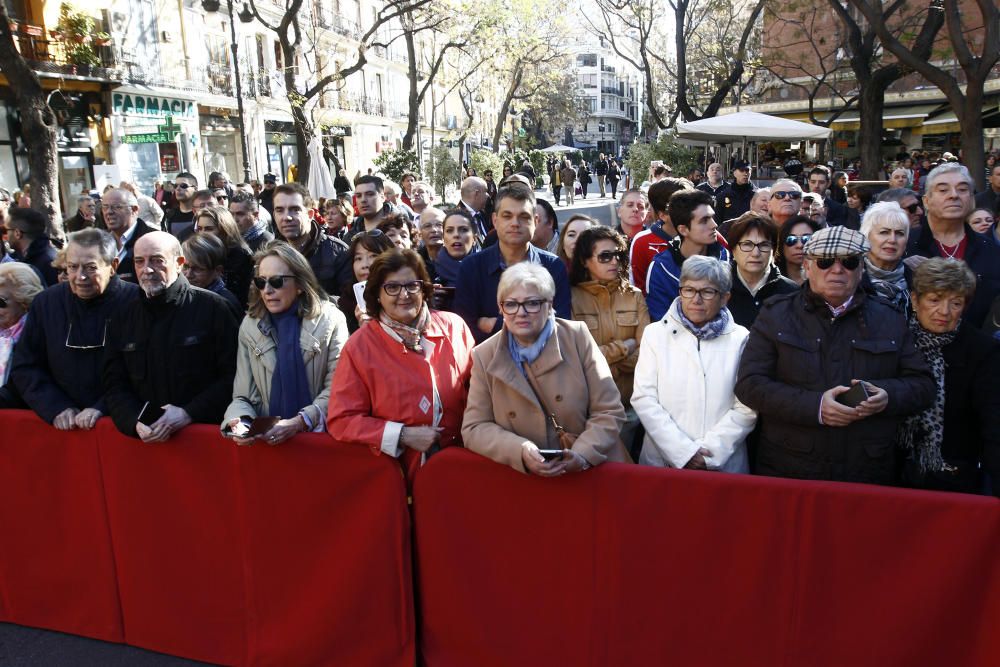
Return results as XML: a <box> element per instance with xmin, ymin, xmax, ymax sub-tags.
<box><xmin>836</xmin><ymin>382</ymin><xmax>870</xmax><ymax>408</ymax></box>
<box><xmin>137</xmin><ymin>402</ymin><xmax>165</xmax><ymax>426</ymax></box>
<box><xmin>434</xmin><ymin>285</ymin><xmax>456</xmax><ymax>294</ymax></box>
<box><xmin>246</xmin><ymin>416</ymin><xmax>280</xmax><ymax>438</ymax></box>
<box><xmin>538</xmin><ymin>449</ymin><xmax>566</xmax><ymax>462</ymax></box>
<box><xmin>353</xmin><ymin>280</ymin><xmax>367</xmax><ymax>314</ymax></box>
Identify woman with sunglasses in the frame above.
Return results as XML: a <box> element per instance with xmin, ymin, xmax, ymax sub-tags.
<box><xmin>327</xmin><ymin>249</ymin><xmax>475</xmax><ymax>483</ymax></box>
<box><xmin>632</xmin><ymin>256</ymin><xmax>756</xmax><ymax>472</ymax></box>
<box><xmin>463</xmin><ymin>262</ymin><xmax>628</xmax><ymax>475</ymax></box>
<box><xmin>193</xmin><ymin>206</ymin><xmax>254</xmax><ymax>309</ymax></box>
<box><xmin>725</xmin><ymin>212</ymin><xmax>798</xmax><ymax>328</ymax></box>
<box><xmin>776</xmin><ymin>215</ymin><xmax>822</xmax><ymax>286</ymax></box>
<box><xmin>223</xmin><ymin>243</ymin><xmax>348</xmax><ymax>445</ymax></box>
<box><xmin>569</xmin><ymin>226</ymin><xmax>649</xmax><ymax>459</ymax></box>
<box><xmin>861</xmin><ymin>202</ymin><xmax>912</xmax><ymax>312</ymax></box>
<box><xmin>0</xmin><ymin>263</ymin><xmax>43</xmax><ymax>406</ymax></box>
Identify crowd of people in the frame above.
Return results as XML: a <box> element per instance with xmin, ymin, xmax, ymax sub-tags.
<box><xmin>0</xmin><ymin>151</ymin><xmax>998</xmax><ymax>498</ymax></box>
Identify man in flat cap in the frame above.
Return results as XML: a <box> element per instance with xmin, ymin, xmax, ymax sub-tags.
<box><xmin>735</xmin><ymin>225</ymin><xmax>934</xmax><ymax>485</ymax></box>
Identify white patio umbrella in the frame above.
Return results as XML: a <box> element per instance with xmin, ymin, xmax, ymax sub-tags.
<box><xmin>539</xmin><ymin>143</ymin><xmax>581</xmax><ymax>153</ymax></box>
<box><xmin>306</xmin><ymin>135</ymin><xmax>336</xmax><ymax>199</ymax></box>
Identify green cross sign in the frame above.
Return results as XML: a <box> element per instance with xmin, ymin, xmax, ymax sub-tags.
<box><xmin>157</xmin><ymin>116</ymin><xmax>183</xmax><ymax>140</ymax></box>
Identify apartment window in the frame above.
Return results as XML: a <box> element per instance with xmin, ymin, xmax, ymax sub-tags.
<box><xmin>577</xmin><ymin>53</ymin><xmax>597</xmax><ymax>67</ymax></box>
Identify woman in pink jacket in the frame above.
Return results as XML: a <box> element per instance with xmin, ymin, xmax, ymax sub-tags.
<box><xmin>326</xmin><ymin>249</ymin><xmax>475</xmax><ymax>482</ymax></box>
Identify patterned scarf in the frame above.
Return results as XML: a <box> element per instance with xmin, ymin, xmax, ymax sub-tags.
<box><xmin>669</xmin><ymin>298</ymin><xmax>731</xmax><ymax>341</ymax></box>
<box><xmin>380</xmin><ymin>303</ymin><xmax>431</xmax><ymax>353</ymax></box>
<box><xmin>0</xmin><ymin>314</ymin><xmax>27</xmax><ymax>385</ymax></box>
<box><xmin>864</xmin><ymin>256</ymin><xmax>909</xmax><ymax>311</ymax></box>
<box><xmin>897</xmin><ymin>315</ymin><xmax>957</xmax><ymax>472</ymax></box>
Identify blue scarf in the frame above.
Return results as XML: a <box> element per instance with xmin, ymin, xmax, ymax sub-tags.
<box><xmin>507</xmin><ymin>317</ymin><xmax>555</xmax><ymax>377</ymax></box>
<box><xmin>670</xmin><ymin>298</ymin><xmax>731</xmax><ymax>341</ymax></box>
<box><xmin>244</xmin><ymin>220</ymin><xmax>268</xmax><ymax>243</ymax></box>
<box><xmin>434</xmin><ymin>251</ymin><xmax>464</xmax><ymax>286</ymax></box>
<box><xmin>268</xmin><ymin>305</ymin><xmax>312</xmax><ymax>418</ymax></box>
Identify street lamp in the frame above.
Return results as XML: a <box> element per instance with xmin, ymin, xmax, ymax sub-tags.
<box><xmin>203</xmin><ymin>0</ymin><xmax>255</xmax><ymax>183</ymax></box>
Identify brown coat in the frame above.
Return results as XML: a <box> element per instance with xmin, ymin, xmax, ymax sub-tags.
<box><xmin>571</xmin><ymin>279</ymin><xmax>650</xmax><ymax>405</ymax></box>
<box><xmin>462</xmin><ymin>318</ymin><xmax>628</xmax><ymax>473</ymax></box>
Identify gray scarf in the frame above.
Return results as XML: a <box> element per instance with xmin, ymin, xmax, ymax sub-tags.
<box><xmin>897</xmin><ymin>316</ymin><xmax>957</xmax><ymax>472</ymax></box>
<box><xmin>864</xmin><ymin>256</ymin><xmax>909</xmax><ymax>311</ymax></box>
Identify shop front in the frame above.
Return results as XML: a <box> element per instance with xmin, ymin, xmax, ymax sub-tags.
<box><xmin>200</xmin><ymin>107</ymin><xmax>243</xmax><ymax>181</ymax></box>
<box><xmin>265</xmin><ymin>120</ymin><xmax>298</xmax><ymax>182</ymax></box>
<box><xmin>110</xmin><ymin>88</ymin><xmax>200</xmax><ymax>194</ymax></box>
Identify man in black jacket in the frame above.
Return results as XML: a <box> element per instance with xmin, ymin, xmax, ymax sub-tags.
<box><xmin>102</xmin><ymin>231</ymin><xmax>238</xmax><ymax>441</ymax></box>
<box><xmin>905</xmin><ymin>162</ymin><xmax>1000</xmax><ymax>327</ymax></box>
<box><xmin>715</xmin><ymin>161</ymin><xmax>756</xmax><ymax>224</ymax></box>
<box><xmin>4</xmin><ymin>207</ymin><xmax>58</xmax><ymax>286</ymax></box>
<box><xmin>272</xmin><ymin>182</ymin><xmax>351</xmax><ymax>297</ymax></box>
<box><xmin>735</xmin><ymin>225</ymin><xmax>934</xmax><ymax>484</ymax></box>
<box><xmin>11</xmin><ymin>229</ymin><xmax>140</xmax><ymax>429</ymax></box>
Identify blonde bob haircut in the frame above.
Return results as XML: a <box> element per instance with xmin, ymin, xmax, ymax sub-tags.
<box><xmin>497</xmin><ymin>262</ymin><xmax>555</xmax><ymax>305</ymax></box>
<box><xmin>247</xmin><ymin>241</ymin><xmax>328</xmax><ymax>320</ymax></box>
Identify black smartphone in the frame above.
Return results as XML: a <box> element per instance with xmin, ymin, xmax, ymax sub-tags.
<box><xmin>538</xmin><ymin>449</ymin><xmax>566</xmax><ymax>462</ymax></box>
<box><xmin>137</xmin><ymin>402</ymin><xmax>165</xmax><ymax>426</ymax></box>
<box><xmin>836</xmin><ymin>382</ymin><xmax>870</xmax><ymax>408</ymax></box>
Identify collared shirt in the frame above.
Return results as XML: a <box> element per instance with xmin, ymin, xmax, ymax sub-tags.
<box><xmin>461</xmin><ymin>200</ymin><xmax>487</xmax><ymax>239</ymax></box>
<box><xmin>826</xmin><ymin>294</ymin><xmax>855</xmax><ymax>318</ymax></box>
<box><xmin>115</xmin><ymin>221</ymin><xmax>138</xmax><ymax>263</ymax></box>
<box><xmin>737</xmin><ymin>268</ymin><xmax>769</xmax><ymax>297</ymax></box>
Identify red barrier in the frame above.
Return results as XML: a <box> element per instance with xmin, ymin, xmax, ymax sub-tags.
<box><xmin>0</xmin><ymin>412</ymin><xmax>414</xmax><ymax>667</ymax></box>
<box><xmin>414</xmin><ymin>448</ymin><xmax>1000</xmax><ymax>667</ymax></box>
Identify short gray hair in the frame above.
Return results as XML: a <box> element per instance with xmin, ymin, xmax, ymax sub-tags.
<box><xmin>876</xmin><ymin>187</ymin><xmax>917</xmax><ymax>204</ymax></box>
<box><xmin>497</xmin><ymin>262</ymin><xmax>556</xmax><ymax>304</ymax></box>
<box><xmin>679</xmin><ymin>255</ymin><xmax>732</xmax><ymax>294</ymax></box>
<box><xmin>924</xmin><ymin>162</ymin><xmax>974</xmax><ymax>192</ymax></box>
<box><xmin>771</xmin><ymin>179</ymin><xmax>801</xmax><ymax>193</ymax></box>
<box><xmin>76</xmin><ymin>194</ymin><xmax>94</xmax><ymax>206</ymax></box>
<box><xmin>67</xmin><ymin>228</ymin><xmax>118</xmax><ymax>264</ymax></box>
<box><xmin>860</xmin><ymin>201</ymin><xmax>910</xmax><ymax>240</ymax></box>
<box><xmin>105</xmin><ymin>187</ymin><xmax>138</xmax><ymax>207</ymax></box>
<box><xmin>382</xmin><ymin>179</ymin><xmax>402</xmax><ymax>197</ymax></box>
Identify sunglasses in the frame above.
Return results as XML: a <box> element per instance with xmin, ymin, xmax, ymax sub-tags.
<box><xmin>0</xmin><ymin>296</ymin><xmax>7</xmax><ymax>308</ymax></box>
<box><xmin>351</xmin><ymin>228</ymin><xmax>385</xmax><ymax>242</ymax></box>
<box><xmin>784</xmin><ymin>234</ymin><xmax>812</xmax><ymax>247</ymax></box>
<box><xmin>904</xmin><ymin>203</ymin><xmax>922</xmax><ymax>214</ymax></box>
<box><xmin>253</xmin><ymin>274</ymin><xmax>295</xmax><ymax>290</ymax></box>
<box><xmin>771</xmin><ymin>191</ymin><xmax>803</xmax><ymax>201</ymax></box>
<box><xmin>596</xmin><ymin>250</ymin><xmax>625</xmax><ymax>263</ymax></box>
<box><xmin>813</xmin><ymin>256</ymin><xmax>862</xmax><ymax>271</ymax></box>
<box><xmin>175</xmin><ymin>183</ymin><xmax>193</xmax><ymax>189</ymax></box>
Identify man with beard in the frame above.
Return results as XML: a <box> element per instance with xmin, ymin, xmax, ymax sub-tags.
<box><xmin>102</xmin><ymin>231</ymin><xmax>238</xmax><ymax>441</ymax></box>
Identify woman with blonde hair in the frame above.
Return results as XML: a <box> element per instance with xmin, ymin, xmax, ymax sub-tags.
<box><xmin>222</xmin><ymin>242</ymin><xmax>348</xmax><ymax>445</ymax></box>
<box><xmin>194</xmin><ymin>205</ymin><xmax>254</xmax><ymax>307</ymax></box>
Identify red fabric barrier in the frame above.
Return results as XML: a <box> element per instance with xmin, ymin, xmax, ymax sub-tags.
<box><xmin>414</xmin><ymin>448</ymin><xmax>1000</xmax><ymax>667</ymax></box>
<box><xmin>0</xmin><ymin>410</ymin><xmax>122</xmax><ymax>642</ymax></box>
<box><xmin>0</xmin><ymin>413</ymin><xmax>414</xmax><ymax>667</ymax></box>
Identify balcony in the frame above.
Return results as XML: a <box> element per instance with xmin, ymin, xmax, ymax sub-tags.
<box><xmin>601</xmin><ymin>86</ymin><xmax>620</xmax><ymax>95</ymax></box>
<box><xmin>8</xmin><ymin>22</ymin><xmax>121</xmax><ymax>81</ymax></box>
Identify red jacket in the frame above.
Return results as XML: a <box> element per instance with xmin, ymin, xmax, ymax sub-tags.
<box><xmin>326</xmin><ymin>310</ymin><xmax>475</xmax><ymax>481</ymax></box>
<box><xmin>629</xmin><ymin>227</ymin><xmax>673</xmax><ymax>295</ymax></box>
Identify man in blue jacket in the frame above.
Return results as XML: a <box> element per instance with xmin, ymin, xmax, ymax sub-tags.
<box><xmin>454</xmin><ymin>184</ymin><xmax>570</xmax><ymax>343</ymax></box>
<box><xmin>11</xmin><ymin>228</ymin><xmax>140</xmax><ymax>429</ymax></box>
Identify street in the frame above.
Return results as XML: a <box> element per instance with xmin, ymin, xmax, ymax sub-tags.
<box><xmin>0</xmin><ymin>624</ymin><xmax>214</xmax><ymax>666</ymax></box>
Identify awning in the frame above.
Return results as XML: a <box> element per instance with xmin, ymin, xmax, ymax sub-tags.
<box><xmin>780</xmin><ymin>104</ymin><xmax>942</xmax><ymax>131</ymax></box>
<box><xmin>919</xmin><ymin>101</ymin><xmax>1000</xmax><ymax>135</ymax></box>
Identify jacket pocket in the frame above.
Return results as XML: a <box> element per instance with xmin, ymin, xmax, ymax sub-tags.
<box><xmin>851</xmin><ymin>338</ymin><xmax>899</xmax><ymax>379</ymax></box>
<box><xmin>580</xmin><ymin>314</ymin><xmax>600</xmax><ymax>331</ymax></box>
<box><xmin>615</xmin><ymin>311</ymin><xmax>639</xmax><ymax>328</ymax></box>
<box><xmin>120</xmin><ymin>341</ymin><xmax>147</xmax><ymax>383</ymax></box>
<box><xmin>774</xmin><ymin>331</ymin><xmax>820</xmax><ymax>381</ymax></box>
<box><xmin>173</xmin><ymin>332</ymin><xmax>212</xmax><ymax>375</ymax></box>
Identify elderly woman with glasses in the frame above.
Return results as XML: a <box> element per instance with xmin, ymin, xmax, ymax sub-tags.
<box><xmin>861</xmin><ymin>201</ymin><xmax>912</xmax><ymax>311</ymax></box>
<box><xmin>775</xmin><ymin>215</ymin><xmax>822</xmax><ymax>286</ymax></box>
<box><xmin>725</xmin><ymin>212</ymin><xmax>798</xmax><ymax>327</ymax></box>
<box><xmin>899</xmin><ymin>258</ymin><xmax>1000</xmax><ymax>496</ymax></box>
<box><xmin>632</xmin><ymin>256</ymin><xmax>756</xmax><ymax>472</ymax></box>
<box><xmin>463</xmin><ymin>262</ymin><xmax>628</xmax><ymax>476</ymax></box>
<box><xmin>327</xmin><ymin>249</ymin><xmax>475</xmax><ymax>483</ymax></box>
<box><xmin>223</xmin><ymin>243</ymin><xmax>348</xmax><ymax>445</ymax></box>
<box><xmin>570</xmin><ymin>226</ymin><xmax>649</xmax><ymax>458</ymax></box>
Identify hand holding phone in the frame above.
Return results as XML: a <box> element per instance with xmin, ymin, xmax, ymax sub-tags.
<box><xmin>835</xmin><ymin>381</ymin><xmax>870</xmax><ymax>408</ymax></box>
<box><xmin>537</xmin><ymin>449</ymin><xmax>567</xmax><ymax>462</ymax></box>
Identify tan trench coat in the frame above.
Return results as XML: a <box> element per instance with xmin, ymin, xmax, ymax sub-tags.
<box><xmin>462</xmin><ymin>318</ymin><xmax>628</xmax><ymax>473</ymax></box>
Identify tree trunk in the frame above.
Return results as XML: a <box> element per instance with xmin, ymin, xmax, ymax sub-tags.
<box><xmin>0</xmin><ymin>10</ymin><xmax>61</xmax><ymax>238</ymax></box>
<box><xmin>856</xmin><ymin>76</ymin><xmax>885</xmax><ymax>181</ymax></box>
<box><xmin>492</xmin><ymin>68</ymin><xmax>521</xmax><ymax>153</ymax></box>
<box><xmin>282</xmin><ymin>41</ymin><xmax>311</xmax><ymax>184</ymax></box>
<box><xmin>401</xmin><ymin>22</ymin><xmax>419</xmax><ymax>150</ymax></box>
<box><xmin>958</xmin><ymin>84</ymin><xmax>986</xmax><ymax>190</ymax></box>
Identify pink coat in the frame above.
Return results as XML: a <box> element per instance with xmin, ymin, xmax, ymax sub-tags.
<box><xmin>326</xmin><ymin>310</ymin><xmax>475</xmax><ymax>482</ymax></box>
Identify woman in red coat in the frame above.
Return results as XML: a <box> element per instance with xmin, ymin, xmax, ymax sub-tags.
<box><xmin>326</xmin><ymin>248</ymin><xmax>475</xmax><ymax>482</ymax></box>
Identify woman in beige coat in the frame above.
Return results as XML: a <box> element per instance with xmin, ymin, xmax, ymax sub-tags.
<box><xmin>222</xmin><ymin>243</ymin><xmax>349</xmax><ymax>444</ymax></box>
<box><xmin>462</xmin><ymin>262</ymin><xmax>628</xmax><ymax>476</ymax></box>
<box><xmin>570</xmin><ymin>226</ymin><xmax>649</xmax><ymax>460</ymax></box>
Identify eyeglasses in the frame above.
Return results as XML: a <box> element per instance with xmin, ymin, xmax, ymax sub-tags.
<box><xmin>679</xmin><ymin>286</ymin><xmax>722</xmax><ymax>301</ymax></box>
<box><xmin>383</xmin><ymin>280</ymin><xmax>425</xmax><ymax>296</ymax></box>
<box><xmin>596</xmin><ymin>250</ymin><xmax>625</xmax><ymax>263</ymax></box>
<box><xmin>904</xmin><ymin>203</ymin><xmax>922</xmax><ymax>214</ymax></box>
<box><xmin>813</xmin><ymin>256</ymin><xmax>862</xmax><ymax>271</ymax></box>
<box><xmin>500</xmin><ymin>298</ymin><xmax>547</xmax><ymax>315</ymax></box>
<box><xmin>253</xmin><ymin>274</ymin><xmax>296</xmax><ymax>290</ymax></box>
<box><xmin>65</xmin><ymin>321</ymin><xmax>108</xmax><ymax>350</ymax></box>
<box><xmin>771</xmin><ymin>191</ymin><xmax>803</xmax><ymax>201</ymax></box>
<box><xmin>785</xmin><ymin>234</ymin><xmax>812</xmax><ymax>247</ymax></box>
<box><xmin>736</xmin><ymin>240</ymin><xmax>774</xmax><ymax>253</ymax></box>
<box><xmin>101</xmin><ymin>204</ymin><xmax>130</xmax><ymax>211</ymax></box>
<box><xmin>420</xmin><ymin>222</ymin><xmax>444</xmax><ymax>231</ymax></box>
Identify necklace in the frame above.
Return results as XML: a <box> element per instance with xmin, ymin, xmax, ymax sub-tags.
<box><xmin>936</xmin><ymin>237</ymin><xmax>964</xmax><ymax>259</ymax></box>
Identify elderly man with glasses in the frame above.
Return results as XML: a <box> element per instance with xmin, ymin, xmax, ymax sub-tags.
<box><xmin>735</xmin><ymin>225</ymin><xmax>934</xmax><ymax>484</ymax></box>
<box><xmin>766</xmin><ymin>179</ymin><xmax>803</xmax><ymax>227</ymax></box>
<box><xmin>101</xmin><ymin>188</ymin><xmax>157</xmax><ymax>282</ymax></box>
<box><xmin>9</xmin><ymin>228</ymin><xmax>140</xmax><ymax>430</ymax></box>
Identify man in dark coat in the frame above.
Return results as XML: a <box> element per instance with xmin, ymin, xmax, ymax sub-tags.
<box><xmin>11</xmin><ymin>228</ymin><xmax>140</xmax><ymax>429</ymax></box>
<box><xmin>4</xmin><ymin>207</ymin><xmax>58</xmax><ymax>286</ymax></box>
<box><xmin>715</xmin><ymin>162</ymin><xmax>757</xmax><ymax>223</ymax></box>
<box><xmin>101</xmin><ymin>187</ymin><xmax>157</xmax><ymax>282</ymax></box>
<box><xmin>735</xmin><ymin>225</ymin><xmax>935</xmax><ymax>484</ymax></box>
<box><xmin>905</xmin><ymin>162</ymin><xmax>1000</xmax><ymax>327</ymax></box>
<box><xmin>102</xmin><ymin>231</ymin><xmax>238</xmax><ymax>441</ymax></box>
<box><xmin>272</xmin><ymin>182</ymin><xmax>351</xmax><ymax>297</ymax></box>
<box><xmin>64</xmin><ymin>194</ymin><xmax>98</xmax><ymax>233</ymax></box>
